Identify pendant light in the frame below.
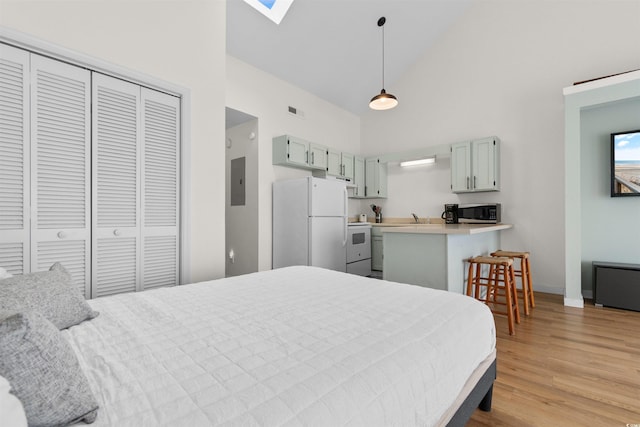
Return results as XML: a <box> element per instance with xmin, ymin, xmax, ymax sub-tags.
<box><xmin>369</xmin><ymin>16</ymin><xmax>398</xmax><ymax>111</ymax></box>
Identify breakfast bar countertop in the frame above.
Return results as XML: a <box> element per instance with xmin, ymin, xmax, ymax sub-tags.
<box><xmin>377</xmin><ymin>223</ymin><xmax>513</xmax><ymax>235</ymax></box>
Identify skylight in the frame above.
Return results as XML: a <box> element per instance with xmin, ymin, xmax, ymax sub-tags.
<box><xmin>243</xmin><ymin>0</ymin><xmax>294</xmax><ymax>25</ymax></box>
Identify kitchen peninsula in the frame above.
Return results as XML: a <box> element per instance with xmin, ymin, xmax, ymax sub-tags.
<box><xmin>381</xmin><ymin>223</ymin><xmax>513</xmax><ymax>293</ymax></box>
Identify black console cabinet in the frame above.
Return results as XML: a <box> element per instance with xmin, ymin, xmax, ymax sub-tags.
<box><xmin>593</xmin><ymin>262</ymin><xmax>640</xmax><ymax>312</ymax></box>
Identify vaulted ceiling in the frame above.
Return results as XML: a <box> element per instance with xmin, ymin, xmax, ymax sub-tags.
<box><xmin>227</xmin><ymin>0</ymin><xmax>472</xmax><ymax>115</ymax></box>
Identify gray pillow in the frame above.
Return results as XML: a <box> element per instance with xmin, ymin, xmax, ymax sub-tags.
<box><xmin>0</xmin><ymin>263</ymin><xmax>98</xmax><ymax>330</ymax></box>
<box><xmin>0</xmin><ymin>311</ymin><xmax>99</xmax><ymax>426</ymax></box>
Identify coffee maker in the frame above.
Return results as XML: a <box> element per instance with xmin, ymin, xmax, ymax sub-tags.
<box><xmin>442</xmin><ymin>204</ymin><xmax>459</xmax><ymax>224</ymax></box>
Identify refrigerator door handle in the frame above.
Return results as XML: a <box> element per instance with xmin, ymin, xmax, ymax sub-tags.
<box><xmin>342</xmin><ymin>187</ymin><xmax>348</xmax><ymax>247</ymax></box>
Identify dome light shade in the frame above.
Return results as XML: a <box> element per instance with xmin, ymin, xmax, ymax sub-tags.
<box><xmin>369</xmin><ymin>89</ymin><xmax>398</xmax><ymax>110</ymax></box>
<box><xmin>369</xmin><ymin>17</ymin><xmax>398</xmax><ymax>111</ymax></box>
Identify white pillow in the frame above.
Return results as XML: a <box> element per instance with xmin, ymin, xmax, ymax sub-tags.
<box><xmin>0</xmin><ymin>267</ymin><xmax>12</xmax><ymax>279</ymax></box>
<box><xmin>0</xmin><ymin>375</ymin><xmax>28</xmax><ymax>427</ymax></box>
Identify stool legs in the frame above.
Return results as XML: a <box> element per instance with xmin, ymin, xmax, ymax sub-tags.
<box><xmin>491</xmin><ymin>250</ymin><xmax>535</xmax><ymax>315</ymax></box>
<box><xmin>466</xmin><ymin>257</ymin><xmax>520</xmax><ymax>335</ymax></box>
<box><xmin>525</xmin><ymin>256</ymin><xmax>535</xmax><ymax>308</ymax></box>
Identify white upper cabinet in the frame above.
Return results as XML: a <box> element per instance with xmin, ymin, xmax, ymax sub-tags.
<box><xmin>352</xmin><ymin>156</ymin><xmax>365</xmax><ymax>198</ymax></box>
<box><xmin>308</xmin><ymin>143</ymin><xmax>327</xmax><ymax>170</ymax></box>
<box><xmin>451</xmin><ymin>137</ymin><xmax>500</xmax><ymax>193</ymax></box>
<box><xmin>326</xmin><ymin>149</ymin><xmax>354</xmax><ymax>180</ymax></box>
<box><xmin>365</xmin><ymin>157</ymin><xmax>387</xmax><ymax>198</ymax></box>
<box><xmin>272</xmin><ymin>135</ymin><xmax>326</xmax><ymax>170</ymax></box>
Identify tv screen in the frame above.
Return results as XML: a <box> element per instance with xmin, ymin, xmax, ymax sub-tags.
<box><xmin>611</xmin><ymin>129</ymin><xmax>640</xmax><ymax>197</ymax></box>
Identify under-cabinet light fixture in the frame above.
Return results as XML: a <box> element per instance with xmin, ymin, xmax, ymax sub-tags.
<box><xmin>400</xmin><ymin>157</ymin><xmax>436</xmax><ymax>167</ymax></box>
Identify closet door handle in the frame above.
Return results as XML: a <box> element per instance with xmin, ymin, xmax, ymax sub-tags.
<box><xmin>113</xmin><ymin>229</ymin><xmax>121</xmax><ymax>237</ymax></box>
<box><xmin>57</xmin><ymin>231</ymin><xmax>67</xmax><ymax>239</ymax></box>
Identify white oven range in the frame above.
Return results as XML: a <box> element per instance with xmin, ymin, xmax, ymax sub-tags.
<box><xmin>346</xmin><ymin>223</ymin><xmax>372</xmax><ymax>276</ymax></box>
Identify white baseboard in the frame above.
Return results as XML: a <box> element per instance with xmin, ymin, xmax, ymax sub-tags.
<box><xmin>563</xmin><ymin>297</ymin><xmax>584</xmax><ymax>308</ymax></box>
<box><xmin>532</xmin><ymin>285</ymin><xmax>564</xmax><ymax>295</ymax></box>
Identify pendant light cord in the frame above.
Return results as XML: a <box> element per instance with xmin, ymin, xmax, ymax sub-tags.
<box><xmin>381</xmin><ymin>23</ymin><xmax>385</xmax><ymax>89</ymax></box>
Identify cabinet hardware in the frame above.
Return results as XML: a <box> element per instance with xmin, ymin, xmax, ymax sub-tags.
<box><xmin>57</xmin><ymin>231</ymin><xmax>66</xmax><ymax>239</ymax></box>
<box><xmin>474</xmin><ymin>176</ymin><xmax>477</xmax><ymax>189</ymax></box>
<box><xmin>467</xmin><ymin>176</ymin><xmax>470</xmax><ymax>189</ymax></box>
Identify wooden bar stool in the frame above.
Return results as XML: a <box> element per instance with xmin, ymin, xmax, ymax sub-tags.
<box><xmin>491</xmin><ymin>250</ymin><xmax>535</xmax><ymax>315</ymax></box>
<box><xmin>466</xmin><ymin>256</ymin><xmax>520</xmax><ymax>335</ymax></box>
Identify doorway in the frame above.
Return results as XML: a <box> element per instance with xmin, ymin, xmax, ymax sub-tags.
<box><xmin>225</xmin><ymin>107</ymin><xmax>259</xmax><ymax>277</ymax></box>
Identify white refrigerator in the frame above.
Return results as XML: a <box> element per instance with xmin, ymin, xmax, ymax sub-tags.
<box><xmin>273</xmin><ymin>177</ymin><xmax>348</xmax><ymax>271</ymax></box>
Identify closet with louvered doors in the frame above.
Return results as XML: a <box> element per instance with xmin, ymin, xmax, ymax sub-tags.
<box><xmin>0</xmin><ymin>43</ymin><xmax>180</xmax><ymax>298</ymax></box>
<box><xmin>92</xmin><ymin>74</ymin><xmax>180</xmax><ymax>297</ymax></box>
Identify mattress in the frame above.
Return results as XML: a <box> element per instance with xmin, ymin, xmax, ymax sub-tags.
<box><xmin>64</xmin><ymin>266</ymin><xmax>496</xmax><ymax>426</ymax></box>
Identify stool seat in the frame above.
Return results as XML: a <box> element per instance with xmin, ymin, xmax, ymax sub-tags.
<box><xmin>490</xmin><ymin>250</ymin><xmax>535</xmax><ymax>315</ymax></box>
<box><xmin>469</xmin><ymin>256</ymin><xmax>513</xmax><ymax>266</ymax></box>
<box><xmin>466</xmin><ymin>255</ymin><xmax>520</xmax><ymax>335</ymax></box>
<box><xmin>491</xmin><ymin>250</ymin><xmax>529</xmax><ymax>259</ymax></box>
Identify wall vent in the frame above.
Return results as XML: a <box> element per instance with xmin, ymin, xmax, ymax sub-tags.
<box><xmin>288</xmin><ymin>105</ymin><xmax>305</xmax><ymax>119</ymax></box>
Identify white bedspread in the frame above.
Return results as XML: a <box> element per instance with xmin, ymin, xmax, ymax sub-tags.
<box><xmin>63</xmin><ymin>266</ymin><xmax>495</xmax><ymax>426</ymax></box>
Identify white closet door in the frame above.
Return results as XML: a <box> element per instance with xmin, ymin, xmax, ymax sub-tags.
<box><xmin>92</xmin><ymin>74</ymin><xmax>141</xmax><ymax>298</ymax></box>
<box><xmin>0</xmin><ymin>44</ymin><xmax>30</xmax><ymax>275</ymax></box>
<box><xmin>141</xmin><ymin>88</ymin><xmax>180</xmax><ymax>289</ymax></box>
<box><xmin>30</xmin><ymin>55</ymin><xmax>91</xmax><ymax>296</ymax></box>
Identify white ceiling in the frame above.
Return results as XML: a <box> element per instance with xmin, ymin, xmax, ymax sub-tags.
<box><xmin>227</xmin><ymin>0</ymin><xmax>472</xmax><ymax>115</ymax></box>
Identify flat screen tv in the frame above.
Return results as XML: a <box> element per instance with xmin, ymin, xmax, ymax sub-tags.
<box><xmin>611</xmin><ymin>129</ymin><xmax>640</xmax><ymax>197</ymax></box>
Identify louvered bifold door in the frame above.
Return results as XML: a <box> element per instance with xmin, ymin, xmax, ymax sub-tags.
<box><xmin>141</xmin><ymin>88</ymin><xmax>180</xmax><ymax>290</ymax></box>
<box><xmin>30</xmin><ymin>55</ymin><xmax>91</xmax><ymax>296</ymax></box>
<box><xmin>0</xmin><ymin>44</ymin><xmax>30</xmax><ymax>275</ymax></box>
<box><xmin>92</xmin><ymin>74</ymin><xmax>141</xmax><ymax>298</ymax></box>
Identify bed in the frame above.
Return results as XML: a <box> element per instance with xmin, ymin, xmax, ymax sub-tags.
<box><xmin>2</xmin><ymin>265</ymin><xmax>496</xmax><ymax>426</ymax></box>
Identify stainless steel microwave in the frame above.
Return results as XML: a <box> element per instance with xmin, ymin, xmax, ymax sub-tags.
<box><xmin>458</xmin><ymin>203</ymin><xmax>501</xmax><ymax>224</ymax></box>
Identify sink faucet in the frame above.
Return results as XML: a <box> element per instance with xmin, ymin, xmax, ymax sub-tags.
<box><xmin>411</xmin><ymin>213</ymin><xmax>419</xmax><ymax>224</ymax></box>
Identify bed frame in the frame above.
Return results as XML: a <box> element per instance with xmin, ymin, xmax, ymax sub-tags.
<box><xmin>446</xmin><ymin>359</ymin><xmax>496</xmax><ymax>426</ymax></box>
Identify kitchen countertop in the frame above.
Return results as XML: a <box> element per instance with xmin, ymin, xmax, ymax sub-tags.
<box><xmin>378</xmin><ymin>223</ymin><xmax>513</xmax><ymax>235</ymax></box>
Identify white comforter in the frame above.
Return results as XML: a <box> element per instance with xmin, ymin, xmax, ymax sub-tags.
<box><xmin>64</xmin><ymin>266</ymin><xmax>495</xmax><ymax>427</ymax></box>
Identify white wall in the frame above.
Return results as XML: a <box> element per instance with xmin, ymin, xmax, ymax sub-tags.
<box><xmin>225</xmin><ymin>119</ymin><xmax>259</xmax><ymax>277</ymax></box>
<box><xmin>580</xmin><ymin>99</ymin><xmax>640</xmax><ymax>295</ymax></box>
<box><xmin>226</xmin><ymin>55</ymin><xmax>361</xmax><ymax>271</ymax></box>
<box><xmin>360</xmin><ymin>0</ymin><xmax>640</xmax><ymax>294</ymax></box>
<box><xmin>0</xmin><ymin>0</ymin><xmax>227</xmax><ymax>283</ymax></box>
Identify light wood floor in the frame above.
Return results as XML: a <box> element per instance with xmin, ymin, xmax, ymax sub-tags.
<box><xmin>468</xmin><ymin>292</ymin><xmax>640</xmax><ymax>426</ymax></box>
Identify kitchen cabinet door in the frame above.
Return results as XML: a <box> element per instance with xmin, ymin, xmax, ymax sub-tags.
<box><xmin>451</xmin><ymin>141</ymin><xmax>472</xmax><ymax>192</ymax></box>
<box><xmin>365</xmin><ymin>157</ymin><xmax>387</xmax><ymax>198</ymax></box>
<box><xmin>472</xmin><ymin>137</ymin><xmax>499</xmax><ymax>191</ymax></box>
<box><xmin>327</xmin><ymin>148</ymin><xmax>342</xmax><ymax>176</ymax></box>
<box><xmin>371</xmin><ymin>234</ymin><xmax>383</xmax><ymax>271</ymax></box>
<box><xmin>342</xmin><ymin>152</ymin><xmax>354</xmax><ymax>180</ymax></box>
<box><xmin>272</xmin><ymin>135</ymin><xmax>309</xmax><ymax>167</ymax></box>
<box><xmin>286</xmin><ymin>136</ymin><xmax>309</xmax><ymax>166</ymax></box>
<box><xmin>308</xmin><ymin>143</ymin><xmax>327</xmax><ymax>170</ymax></box>
<box><xmin>352</xmin><ymin>156</ymin><xmax>365</xmax><ymax>198</ymax></box>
